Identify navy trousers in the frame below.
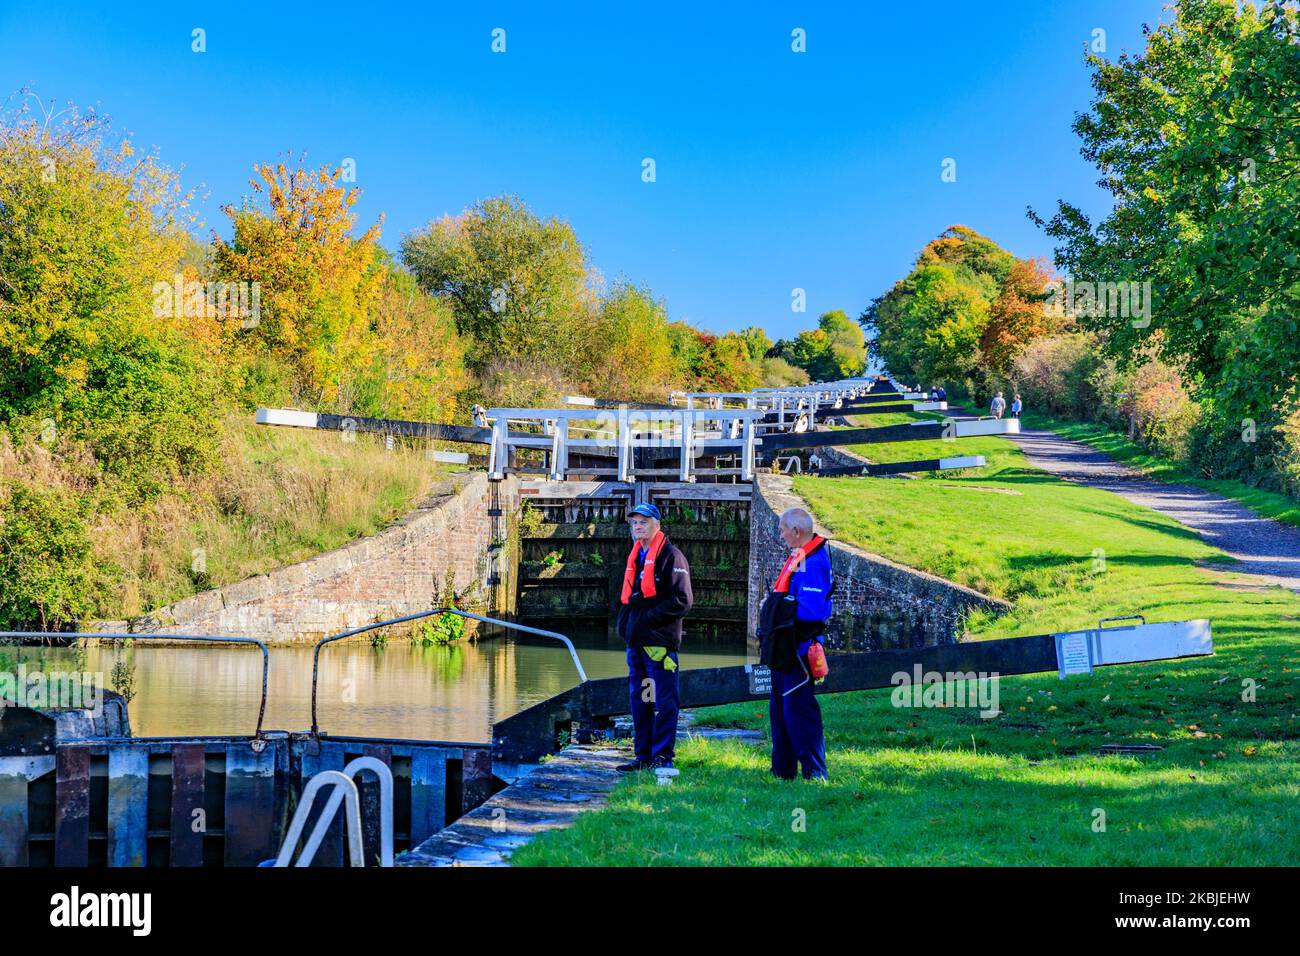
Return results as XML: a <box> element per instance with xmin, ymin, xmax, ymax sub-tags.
<box><xmin>626</xmin><ymin>646</ymin><xmax>680</xmax><ymax>765</ymax></box>
<box><xmin>770</xmin><ymin>666</ymin><xmax>828</xmax><ymax>780</ymax></box>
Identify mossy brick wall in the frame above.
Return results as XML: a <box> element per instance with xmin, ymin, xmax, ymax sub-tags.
<box><xmin>748</xmin><ymin>474</ymin><xmax>1009</xmax><ymax>651</ymax></box>
<box><xmin>116</xmin><ymin>474</ymin><xmax>519</xmax><ymax>643</ymax></box>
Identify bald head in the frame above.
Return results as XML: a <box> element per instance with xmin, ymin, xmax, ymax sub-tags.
<box><xmin>778</xmin><ymin>508</ymin><xmax>814</xmax><ymax>548</ymax></box>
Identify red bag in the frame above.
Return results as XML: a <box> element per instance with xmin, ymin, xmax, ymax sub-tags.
<box><xmin>806</xmin><ymin>640</ymin><xmax>829</xmax><ymax>679</ymax></box>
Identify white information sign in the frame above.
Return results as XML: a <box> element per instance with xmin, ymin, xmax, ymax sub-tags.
<box><xmin>1055</xmin><ymin>630</ymin><xmax>1095</xmax><ymax>678</ymax></box>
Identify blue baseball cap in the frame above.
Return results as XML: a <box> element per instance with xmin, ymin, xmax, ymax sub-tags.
<box><xmin>627</xmin><ymin>503</ymin><xmax>662</xmax><ymax>520</ymax></box>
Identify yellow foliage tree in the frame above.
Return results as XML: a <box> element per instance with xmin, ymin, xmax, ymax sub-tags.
<box><xmin>214</xmin><ymin>159</ymin><xmax>384</xmax><ymax>409</ymax></box>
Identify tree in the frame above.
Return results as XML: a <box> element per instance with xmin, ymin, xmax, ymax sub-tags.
<box><xmin>981</xmin><ymin>257</ymin><xmax>1062</xmax><ymax>375</ymax></box>
<box><xmin>0</xmin><ymin>100</ymin><xmax>217</xmax><ymax>501</ymax></box>
<box><xmin>401</xmin><ymin>195</ymin><xmax>596</xmax><ymax>373</ymax></box>
<box><xmin>587</xmin><ymin>283</ymin><xmax>677</xmax><ymax>401</ymax></box>
<box><xmin>358</xmin><ymin>260</ymin><xmax>470</xmax><ymax>421</ymax></box>
<box><xmin>214</xmin><ymin>158</ymin><xmax>384</xmax><ymax>409</ymax></box>
<box><xmin>862</xmin><ymin>226</ymin><xmax>1041</xmax><ymax>392</ymax></box>
<box><xmin>1030</xmin><ymin>0</ymin><xmax>1300</xmax><ymax>477</ymax></box>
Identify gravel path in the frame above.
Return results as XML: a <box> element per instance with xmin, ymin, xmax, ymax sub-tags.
<box><xmin>954</xmin><ymin>408</ymin><xmax>1300</xmax><ymax>591</ymax></box>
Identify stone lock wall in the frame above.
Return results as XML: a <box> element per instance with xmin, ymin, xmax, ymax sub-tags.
<box><xmin>116</xmin><ymin>474</ymin><xmax>520</xmax><ymax>643</ymax></box>
<box><xmin>748</xmin><ymin>474</ymin><xmax>1009</xmax><ymax>651</ymax></box>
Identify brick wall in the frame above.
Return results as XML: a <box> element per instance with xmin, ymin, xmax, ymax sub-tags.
<box><xmin>116</xmin><ymin>474</ymin><xmax>520</xmax><ymax>643</ymax></box>
<box><xmin>748</xmin><ymin>474</ymin><xmax>1009</xmax><ymax>651</ymax></box>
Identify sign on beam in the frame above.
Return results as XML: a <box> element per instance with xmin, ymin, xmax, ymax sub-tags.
<box><xmin>939</xmin><ymin>456</ymin><xmax>984</xmax><ymax>469</ymax></box>
<box><xmin>938</xmin><ymin>418</ymin><xmax>1021</xmax><ymax>438</ymax></box>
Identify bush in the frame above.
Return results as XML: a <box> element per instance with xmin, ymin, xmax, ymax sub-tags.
<box><xmin>0</xmin><ymin>480</ymin><xmax>94</xmax><ymax>629</ymax></box>
<box><xmin>1008</xmin><ymin>333</ymin><xmax>1102</xmax><ymax>418</ymax></box>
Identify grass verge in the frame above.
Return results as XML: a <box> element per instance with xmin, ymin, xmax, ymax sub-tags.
<box><xmin>512</xmin><ymin>423</ymin><xmax>1300</xmax><ymax>866</ymax></box>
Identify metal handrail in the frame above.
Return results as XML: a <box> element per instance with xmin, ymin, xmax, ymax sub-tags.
<box><xmin>272</xmin><ymin>770</ymin><xmax>365</xmax><ymax>867</ymax></box>
<box><xmin>0</xmin><ymin>630</ymin><xmax>269</xmax><ymax>746</ymax></box>
<box><xmin>1099</xmin><ymin>615</ymin><xmax>1147</xmax><ymax>629</ymax></box>
<box><xmin>309</xmin><ymin>609</ymin><xmax>587</xmax><ymax>736</ymax></box>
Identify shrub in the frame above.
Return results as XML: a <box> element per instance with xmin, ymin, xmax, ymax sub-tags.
<box><xmin>0</xmin><ymin>481</ymin><xmax>94</xmax><ymax>629</ymax></box>
<box><xmin>1009</xmin><ymin>333</ymin><xmax>1102</xmax><ymax>418</ymax></box>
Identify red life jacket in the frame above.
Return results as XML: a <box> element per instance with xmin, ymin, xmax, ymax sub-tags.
<box><xmin>621</xmin><ymin>530</ymin><xmax>666</xmax><ymax>604</ymax></box>
<box><xmin>773</xmin><ymin>534</ymin><xmax>827</xmax><ymax>593</ymax></box>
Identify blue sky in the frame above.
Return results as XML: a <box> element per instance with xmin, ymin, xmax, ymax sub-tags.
<box><xmin>2</xmin><ymin>1</ymin><xmax>1169</xmax><ymax>341</ymax></box>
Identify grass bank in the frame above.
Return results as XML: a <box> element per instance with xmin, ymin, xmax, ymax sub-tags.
<box><xmin>513</xmin><ymin>422</ymin><xmax>1300</xmax><ymax>866</ymax></box>
<box><xmin>2</xmin><ymin>414</ymin><xmax>448</xmax><ymax>622</ymax></box>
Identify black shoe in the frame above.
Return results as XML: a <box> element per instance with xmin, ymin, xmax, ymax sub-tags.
<box><xmin>616</xmin><ymin>760</ymin><xmax>650</xmax><ymax>773</ymax></box>
<box><xmin>651</xmin><ymin>757</ymin><xmax>674</xmax><ymax>769</ymax></box>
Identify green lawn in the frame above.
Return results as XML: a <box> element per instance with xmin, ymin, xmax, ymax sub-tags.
<box><xmin>513</xmin><ymin>424</ymin><xmax>1300</xmax><ymax>866</ymax></box>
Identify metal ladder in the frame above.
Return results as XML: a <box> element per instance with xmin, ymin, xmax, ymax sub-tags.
<box><xmin>272</xmin><ymin>756</ymin><xmax>394</xmax><ymax>867</ymax></box>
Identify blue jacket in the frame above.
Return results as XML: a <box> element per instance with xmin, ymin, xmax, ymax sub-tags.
<box><xmin>788</xmin><ymin>544</ymin><xmax>834</xmax><ymax>627</ymax></box>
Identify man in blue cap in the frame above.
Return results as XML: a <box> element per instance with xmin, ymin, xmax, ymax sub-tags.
<box><xmin>615</xmin><ymin>501</ymin><xmax>694</xmax><ymax>772</ymax></box>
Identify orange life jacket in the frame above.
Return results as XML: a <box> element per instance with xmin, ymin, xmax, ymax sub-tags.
<box><xmin>620</xmin><ymin>530</ymin><xmax>666</xmax><ymax>604</ymax></box>
<box><xmin>773</xmin><ymin>534</ymin><xmax>826</xmax><ymax>593</ymax></box>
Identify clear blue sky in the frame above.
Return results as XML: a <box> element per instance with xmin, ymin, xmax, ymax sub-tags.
<box><xmin>2</xmin><ymin>1</ymin><xmax>1169</xmax><ymax>341</ymax></box>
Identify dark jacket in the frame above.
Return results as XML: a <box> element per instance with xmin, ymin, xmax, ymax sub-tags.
<box><xmin>616</xmin><ymin>536</ymin><xmax>693</xmax><ymax>652</ymax></box>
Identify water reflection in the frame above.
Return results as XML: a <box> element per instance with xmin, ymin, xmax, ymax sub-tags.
<box><xmin>29</xmin><ymin>626</ymin><xmax>747</xmax><ymax>741</ymax></box>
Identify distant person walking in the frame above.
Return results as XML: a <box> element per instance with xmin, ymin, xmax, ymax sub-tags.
<box><xmin>933</xmin><ymin>384</ymin><xmax>947</xmax><ymax>402</ymax></box>
<box><xmin>615</xmin><ymin>503</ymin><xmax>694</xmax><ymax>773</ymax></box>
<box><xmin>1010</xmin><ymin>394</ymin><xmax>1023</xmax><ymax>419</ymax></box>
<box><xmin>757</xmin><ymin>508</ymin><xmax>833</xmax><ymax>781</ymax></box>
<box><xmin>990</xmin><ymin>392</ymin><xmax>1006</xmax><ymax>419</ymax></box>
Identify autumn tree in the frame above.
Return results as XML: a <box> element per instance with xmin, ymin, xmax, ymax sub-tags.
<box><xmin>359</xmin><ymin>256</ymin><xmax>470</xmax><ymax>421</ymax></box>
<box><xmin>863</xmin><ymin>226</ymin><xmax>1028</xmax><ymax>391</ymax></box>
<box><xmin>214</xmin><ymin>158</ymin><xmax>384</xmax><ymax>409</ymax></box>
<box><xmin>586</xmin><ymin>282</ymin><xmax>677</xmax><ymax>401</ymax></box>
<box><xmin>980</xmin><ymin>257</ymin><xmax>1062</xmax><ymax>375</ymax></box>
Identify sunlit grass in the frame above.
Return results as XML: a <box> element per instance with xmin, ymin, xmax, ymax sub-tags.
<box><xmin>513</xmin><ymin>421</ymin><xmax>1300</xmax><ymax>866</ymax></box>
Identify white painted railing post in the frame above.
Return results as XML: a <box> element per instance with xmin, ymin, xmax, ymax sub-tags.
<box><xmin>741</xmin><ymin>416</ymin><xmax>755</xmax><ymax>480</ymax></box>
<box><xmin>679</xmin><ymin>410</ymin><xmax>693</xmax><ymax>482</ymax></box>
<box><xmin>617</xmin><ymin>405</ymin><xmax>630</xmax><ymax>483</ymax></box>
<box><xmin>548</xmin><ymin>418</ymin><xmax>563</xmax><ymax>480</ymax></box>
<box><xmin>488</xmin><ymin>417</ymin><xmax>507</xmax><ymax>480</ymax></box>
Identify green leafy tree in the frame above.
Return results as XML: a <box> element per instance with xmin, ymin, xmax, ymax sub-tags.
<box><xmin>0</xmin><ymin>481</ymin><xmax>93</xmax><ymax>629</ymax></box>
<box><xmin>401</xmin><ymin>195</ymin><xmax>597</xmax><ymax>373</ymax></box>
<box><xmin>1030</xmin><ymin>0</ymin><xmax>1300</xmax><ymax>480</ymax></box>
<box><xmin>863</xmin><ymin>226</ymin><xmax>1031</xmax><ymax>392</ymax></box>
<box><xmin>0</xmin><ymin>100</ymin><xmax>218</xmax><ymax>502</ymax></box>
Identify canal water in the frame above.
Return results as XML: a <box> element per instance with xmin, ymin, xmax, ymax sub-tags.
<box><xmin>21</xmin><ymin>625</ymin><xmax>747</xmax><ymax>742</ymax></box>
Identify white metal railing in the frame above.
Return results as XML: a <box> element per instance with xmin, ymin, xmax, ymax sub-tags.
<box><xmin>485</xmin><ymin>406</ymin><xmax>768</xmax><ymax>483</ymax></box>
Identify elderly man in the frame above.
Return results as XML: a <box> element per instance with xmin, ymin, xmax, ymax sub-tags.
<box><xmin>615</xmin><ymin>502</ymin><xmax>694</xmax><ymax>772</ymax></box>
<box><xmin>757</xmin><ymin>507</ymin><xmax>833</xmax><ymax>781</ymax></box>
